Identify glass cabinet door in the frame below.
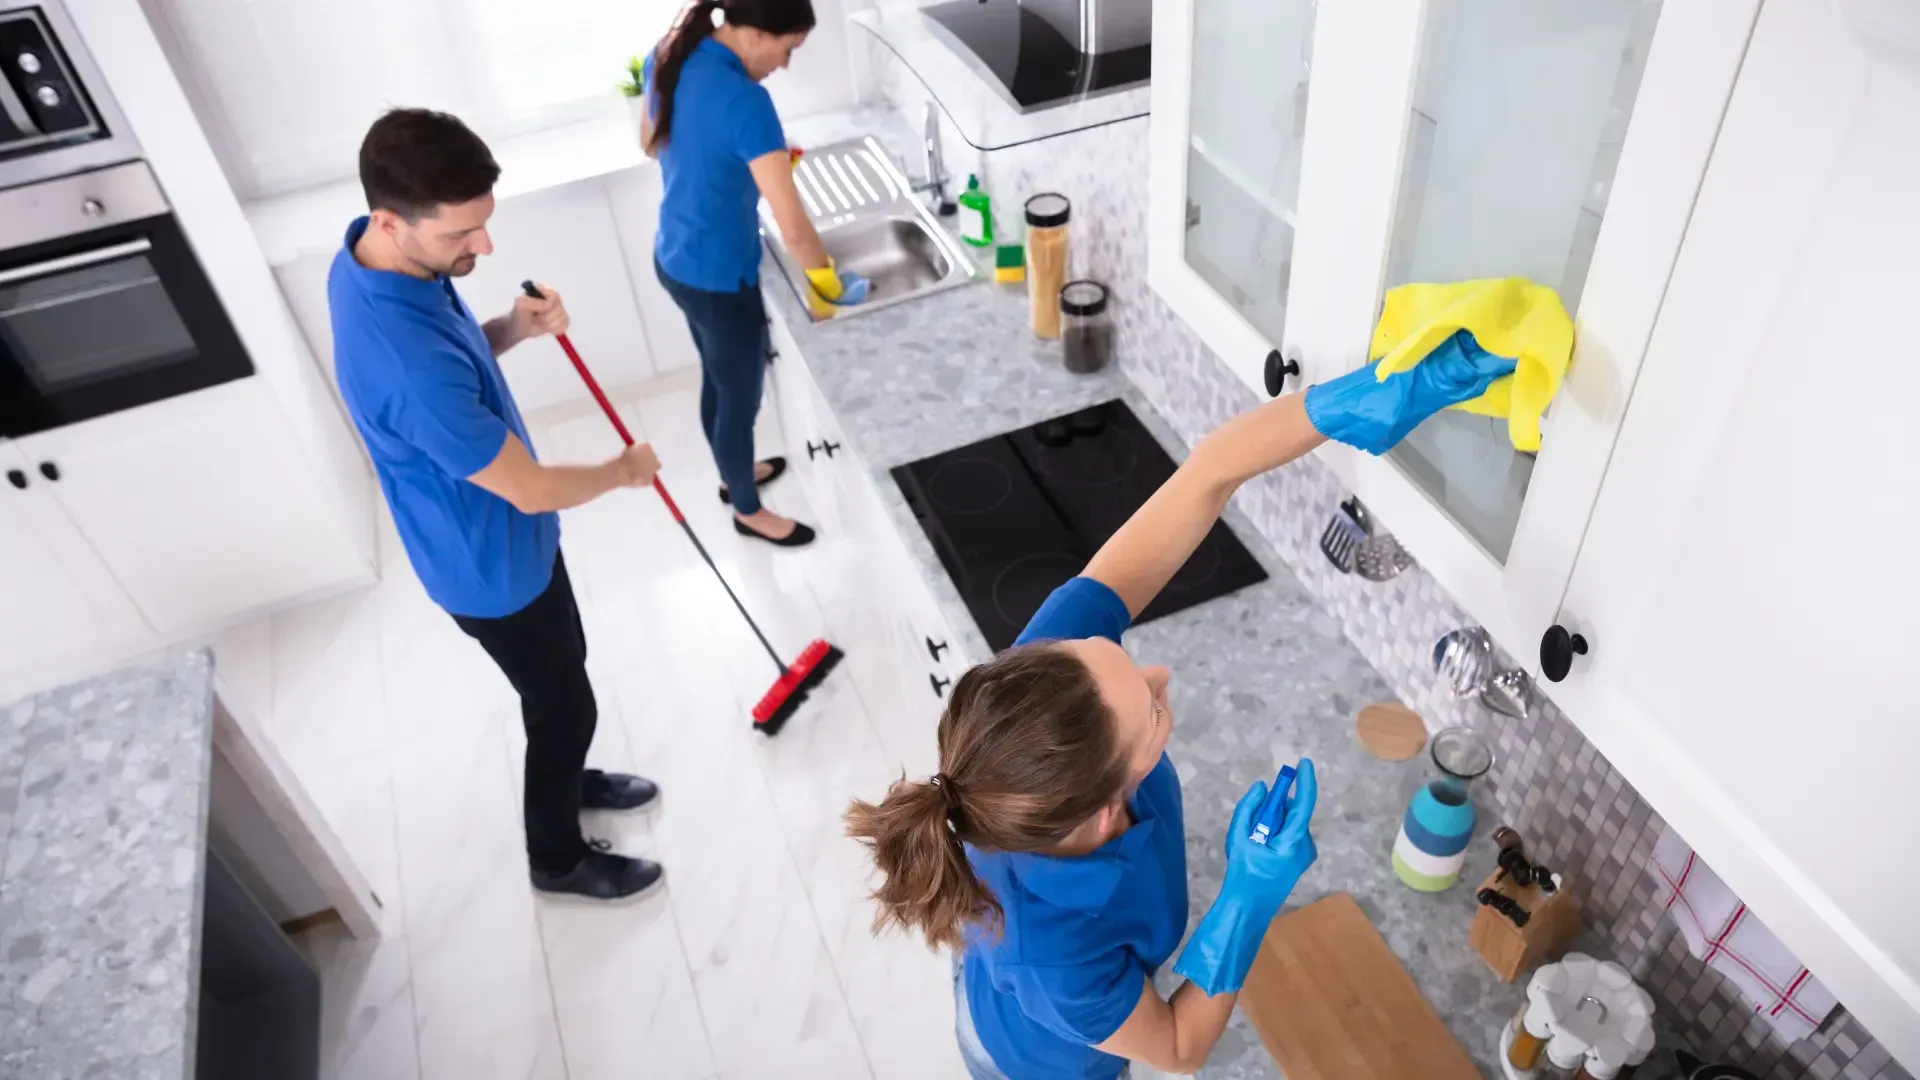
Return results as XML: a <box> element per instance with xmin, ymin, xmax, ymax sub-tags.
<box><xmin>1179</xmin><ymin>0</ymin><xmax>1317</xmax><ymax>349</ymax></box>
<box><xmin>1296</xmin><ymin>0</ymin><xmax>1758</xmax><ymax>666</ymax></box>
<box><xmin>1382</xmin><ymin>0</ymin><xmax>1665</xmax><ymax>563</ymax></box>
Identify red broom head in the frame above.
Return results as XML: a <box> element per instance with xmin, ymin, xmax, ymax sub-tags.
<box><xmin>750</xmin><ymin>639</ymin><xmax>845</xmax><ymax>735</ymax></box>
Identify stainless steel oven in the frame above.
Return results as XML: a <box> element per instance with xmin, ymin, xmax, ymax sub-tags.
<box><xmin>0</xmin><ymin>1</ymin><xmax>252</xmax><ymax>438</ymax></box>
<box><xmin>0</xmin><ymin>162</ymin><xmax>253</xmax><ymax>436</ymax></box>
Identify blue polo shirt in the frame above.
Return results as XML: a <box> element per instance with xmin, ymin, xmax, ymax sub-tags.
<box><xmin>643</xmin><ymin>39</ymin><xmax>787</xmax><ymax>292</ymax></box>
<box><xmin>328</xmin><ymin>217</ymin><xmax>559</xmax><ymax>619</ymax></box>
<box><xmin>963</xmin><ymin>577</ymin><xmax>1190</xmax><ymax>1080</ymax></box>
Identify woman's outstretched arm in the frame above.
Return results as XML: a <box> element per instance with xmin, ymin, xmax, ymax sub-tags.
<box><xmin>1084</xmin><ymin>393</ymin><xmax>1322</xmax><ymax>617</ymax></box>
<box><xmin>1084</xmin><ymin>338</ymin><xmax>1517</xmax><ymax>618</ymax></box>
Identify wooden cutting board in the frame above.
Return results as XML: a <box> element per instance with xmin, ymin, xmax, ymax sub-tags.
<box><xmin>1354</xmin><ymin>702</ymin><xmax>1428</xmax><ymax>761</ymax></box>
<box><xmin>1240</xmin><ymin>892</ymin><xmax>1479</xmax><ymax>1079</ymax></box>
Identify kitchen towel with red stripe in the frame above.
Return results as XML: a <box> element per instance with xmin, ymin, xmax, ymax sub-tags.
<box><xmin>1651</xmin><ymin>827</ymin><xmax>1837</xmax><ymax>1041</ymax></box>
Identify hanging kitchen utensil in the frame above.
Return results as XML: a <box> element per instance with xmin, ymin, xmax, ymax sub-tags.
<box><xmin>1433</xmin><ymin>627</ymin><xmax>1497</xmax><ymax>697</ymax></box>
<box><xmin>1318</xmin><ymin>497</ymin><xmax>1369</xmax><ymax>573</ymax></box>
<box><xmin>1480</xmin><ymin>668</ymin><xmax>1535</xmax><ymax>720</ymax></box>
<box><xmin>1355</xmin><ymin>528</ymin><xmax>1415</xmax><ymax>581</ymax></box>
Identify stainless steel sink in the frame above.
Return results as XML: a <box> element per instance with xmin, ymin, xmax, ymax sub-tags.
<box><xmin>760</xmin><ymin>136</ymin><xmax>979</xmax><ymax>322</ymax></box>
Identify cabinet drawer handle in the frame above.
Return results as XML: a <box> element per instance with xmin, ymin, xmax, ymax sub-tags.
<box><xmin>807</xmin><ymin>439</ymin><xmax>825</xmax><ymax>459</ymax></box>
<box><xmin>925</xmin><ymin>637</ymin><xmax>949</xmax><ymax>662</ymax></box>
<box><xmin>766</xmin><ymin>348</ymin><xmax>778</xmax><ymax>365</ymax></box>
<box><xmin>1263</xmin><ymin>349</ymin><xmax>1300</xmax><ymax>397</ymax></box>
<box><xmin>929</xmin><ymin>672</ymin><xmax>951</xmax><ymax>698</ymax></box>
<box><xmin>6</xmin><ymin>469</ymin><xmax>25</xmax><ymax>490</ymax></box>
<box><xmin>823</xmin><ymin>440</ymin><xmax>841</xmax><ymax>458</ymax></box>
<box><xmin>38</xmin><ymin>461</ymin><xmax>58</xmax><ymax>482</ymax></box>
<box><xmin>1539</xmin><ymin>624</ymin><xmax>1589</xmax><ymax>683</ymax></box>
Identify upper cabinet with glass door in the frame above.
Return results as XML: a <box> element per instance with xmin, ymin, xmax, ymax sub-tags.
<box><xmin>1149</xmin><ymin>0</ymin><xmax>1761</xmax><ymax>671</ymax></box>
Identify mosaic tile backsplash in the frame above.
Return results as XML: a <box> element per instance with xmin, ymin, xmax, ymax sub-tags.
<box><xmin>855</xmin><ymin>43</ymin><xmax>1911</xmax><ymax>1080</ymax></box>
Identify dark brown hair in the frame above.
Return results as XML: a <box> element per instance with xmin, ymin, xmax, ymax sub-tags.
<box><xmin>646</xmin><ymin>0</ymin><xmax>816</xmax><ymax>153</ymax></box>
<box><xmin>357</xmin><ymin>108</ymin><xmax>500</xmax><ymax>222</ymax></box>
<box><xmin>844</xmin><ymin>644</ymin><xmax>1131</xmax><ymax>951</ymax></box>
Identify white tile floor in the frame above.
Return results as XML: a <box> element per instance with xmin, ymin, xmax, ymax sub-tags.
<box><xmin>219</xmin><ymin>372</ymin><xmax>969</xmax><ymax>1080</ymax></box>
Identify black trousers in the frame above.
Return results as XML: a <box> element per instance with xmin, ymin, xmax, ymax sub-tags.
<box><xmin>451</xmin><ymin>554</ymin><xmax>611</xmax><ymax>874</ymax></box>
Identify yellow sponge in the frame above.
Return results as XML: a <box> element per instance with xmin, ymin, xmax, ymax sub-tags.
<box><xmin>994</xmin><ymin>243</ymin><xmax>1025</xmax><ymax>284</ymax></box>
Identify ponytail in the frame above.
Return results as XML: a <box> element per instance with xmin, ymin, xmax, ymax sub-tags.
<box><xmin>646</xmin><ymin>0</ymin><xmax>720</xmax><ymax>154</ymax></box>
<box><xmin>647</xmin><ymin>0</ymin><xmax>818</xmax><ymax>154</ymax></box>
<box><xmin>844</xmin><ymin>643</ymin><xmax>1133</xmax><ymax>951</ymax></box>
<box><xmin>845</xmin><ymin>773</ymin><xmax>1000</xmax><ymax>951</ymax></box>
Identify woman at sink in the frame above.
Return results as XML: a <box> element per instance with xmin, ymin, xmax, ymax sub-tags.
<box><xmin>638</xmin><ymin>0</ymin><xmax>871</xmax><ymax>547</ymax></box>
<box><xmin>846</xmin><ymin>343</ymin><xmax>1517</xmax><ymax>1079</ymax></box>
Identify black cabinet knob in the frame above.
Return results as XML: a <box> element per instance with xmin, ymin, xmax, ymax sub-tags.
<box><xmin>1263</xmin><ymin>350</ymin><xmax>1300</xmax><ymax>397</ymax></box>
<box><xmin>806</xmin><ymin>440</ymin><xmax>825</xmax><ymax>460</ymax></box>
<box><xmin>1539</xmin><ymin>624</ymin><xmax>1589</xmax><ymax>682</ymax></box>
<box><xmin>822</xmin><ymin>440</ymin><xmax>841</xmax><ymax>458</ymax></box>
<box><xmin>6</xmin><ymin>469</ymin><xmax>25</xmax><ymax>490</ymax></box>
<box><xmin>38</xmin><ymin>462</ymin><xmax>58</xmax><ymax>482</ymax></box>
<box><xmin>766</xmin><ymin>348</ymin><xmax>779</xmax><ymax>365</ymax></box>
<box><xmin>929</xmin><ymin>672</ymin><xmax>951</xmax><ymax>698</ymax></box>
<box><xmin>925</xmin><ymin>637</ymin><xmax>949</xmax><ymax>662</ymax></box>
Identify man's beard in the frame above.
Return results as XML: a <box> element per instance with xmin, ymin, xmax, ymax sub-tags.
<box><xmin>445</xmin><ymin>254</ymin><xmax>478</xmax><ymax>277</ymax></box>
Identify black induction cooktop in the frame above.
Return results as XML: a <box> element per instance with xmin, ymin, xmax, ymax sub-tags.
<box><xmin>891</xmin><ymin>401</ymin><xmax>1268</xmax><ymax>651</ymax></box>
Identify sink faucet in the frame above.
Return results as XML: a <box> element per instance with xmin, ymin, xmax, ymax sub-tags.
<box><xmin>913</xmin><ymin>101</ymin><xmax>957</xmax><ymax>217</ymax></box>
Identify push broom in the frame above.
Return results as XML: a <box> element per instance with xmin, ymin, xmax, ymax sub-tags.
<box><xmin>523</xmin><ymin>281</ymin><xmax>842</xmax><ymax>735</ymax></box>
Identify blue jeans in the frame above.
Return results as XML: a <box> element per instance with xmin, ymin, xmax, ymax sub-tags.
<box><xmin>953</xmin><ymin>960</ymin><xmax>1132</xmax><ymax>1080</ymax></box>
<box><xmin>654</xmin><ymin>260</ymin><xmax>771</xmax><ymax>515</ymax></box>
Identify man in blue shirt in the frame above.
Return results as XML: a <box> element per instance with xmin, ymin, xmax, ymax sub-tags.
<box><xmin>330</xmin><ymin>108</ymin><xmax>665</xmax><ymax>902</ymax></box>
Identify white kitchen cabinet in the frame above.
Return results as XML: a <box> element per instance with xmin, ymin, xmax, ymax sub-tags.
<box><xmin>14</xmin><ymin>379</ymin><xmax>368</xmax><ymax>640</ymax></box>
<box><xmin>1149</xmin><ymin>0</ymin><xmax>1759</xmax><ymax>668</ymax></box>
<box><xmin>0</xmin><ymin>444</ymin><xmax>154</xmax><ymax>686</ymax></box>
<box><xmin>1547</xmin><ymin>0</ymin><xmax>1920</xmax><ymax>1060</ymax></box>
<box><xmin>763</xmin><ymin>305</ymin><xmax>969</xmax><ymax>775</ymax></box>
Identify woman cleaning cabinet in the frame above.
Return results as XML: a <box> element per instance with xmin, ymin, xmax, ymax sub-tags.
<box><xmin>639</xmin><ymin>0</ymin><xmax>870</xmax><ymax>548</ymax></box>
<box><xmin>847</xmin><ymin>344</ymin><xmax>1517</xmax><ymax>1078</ymax></box>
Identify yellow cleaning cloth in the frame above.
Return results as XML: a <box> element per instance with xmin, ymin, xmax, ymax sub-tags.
<box><xmin>1370</xmin><ymin>277</ymin><xmax>1573</xmax><ymax>452</ymax></box>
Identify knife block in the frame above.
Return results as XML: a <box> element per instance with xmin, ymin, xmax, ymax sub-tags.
<box><xmin>1468</xmin><ymin>869</ymin><xmax>1581</xmax><ymax>982</ymax></box>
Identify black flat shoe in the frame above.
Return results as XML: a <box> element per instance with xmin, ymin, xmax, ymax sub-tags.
<box><xmin>718</xmin><ymin>456</ymin><xmax>789</xmax><ymax>504</ymax></box>
<box><xmin>531</xmin><ymin>840</ymin><xmax>663</xmax><ymax>902</ymax></box>
<box><xmin>581</xmin><ymin>771</ymin><xmax>659</xmax><ymax>812</ymax></box>
<box><xmin>733</xmin><ymin>516</ymin><xmax>817</xmax><ymax>547</ymax></box>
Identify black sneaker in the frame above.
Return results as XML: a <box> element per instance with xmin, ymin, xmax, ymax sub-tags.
<box><xmin>531</xmin><ymin>840</ymin><xmax>664</xmax><ymax>902</ymax></box>
<box><xmin>581</xmin><ymin>771</ymin><xmax>659</xmax><ymax>812</ymax></box>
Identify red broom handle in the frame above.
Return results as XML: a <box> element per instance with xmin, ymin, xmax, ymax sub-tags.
<box><xmin>524</xmin><ymin>282</ymin><xmax>788</xmax><ymax>675</ymax></box>
<box><xmin>523</xmin><ymin>283</ymin><xmax>685</xmax><ymax>525</ymax></box>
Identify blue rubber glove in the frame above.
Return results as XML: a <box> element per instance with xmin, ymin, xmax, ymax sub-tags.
<box><xmin>1173</xmin><ymin>759</ymin><xmax>1319</xmax><ymax>996</ymax></box>
<box><xmin>1303</xmin><ymin>330</ymin><xmax>1518</xmax><ymax>455</ymax></box>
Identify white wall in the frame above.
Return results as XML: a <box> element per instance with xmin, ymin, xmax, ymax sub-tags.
<box><xmin>141</xmin><ymin>0</ymin><xmax>857</xmax><ymax>202</ymax></box>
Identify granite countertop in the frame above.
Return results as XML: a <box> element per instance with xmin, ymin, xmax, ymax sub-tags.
<box><xmin>763</xmin><ymin>252</ymin><xmax>1531</xmax><ymax>1074</ymax></box>
<box><xmin>0</xmin><ymin>650</ymin><xmax>215</xmax><ymax>1080</ymax></box>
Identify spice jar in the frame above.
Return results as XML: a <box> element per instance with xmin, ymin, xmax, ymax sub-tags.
<box><xmin>1059</xmin><ymin>280</ymin><xmax>1112</xmax><ymax>374</ymax></box>
<box><xmin>1505</xmin><ymin>996</ymin><xmax>1552</xmax><ymax>1071</ymax></box>
<box><xmin>1024</xmin><ymin>193</ymin><xmax>1071</xmax><ymax>340</ymax></box>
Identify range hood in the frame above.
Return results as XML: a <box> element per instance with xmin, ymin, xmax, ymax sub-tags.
<box><xmin>921</xmin><ymin>0</ymin><xmax>1151</xmax><ymax>113</ymax></box>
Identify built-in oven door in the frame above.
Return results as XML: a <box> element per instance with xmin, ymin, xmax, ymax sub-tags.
<box><xmin>0</xmin><ymin>161</ymin><xmax>252</xmax><ymax>438</ymax></box>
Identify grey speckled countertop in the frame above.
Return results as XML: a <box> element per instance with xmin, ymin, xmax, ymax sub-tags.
<box><xmin>0</xmin><ymin>650</ymin><xmax>214</xmax><ymax>1080</ymax></box>
<box><xmin>763</xmin><ymin>222</ymin><xmax>1529</xmax><ymax>1074</ymax></box>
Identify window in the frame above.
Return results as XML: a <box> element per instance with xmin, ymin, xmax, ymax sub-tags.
<box><xmin>144</xmin><ymin>0</ymin><xmax>685</xmax><ymax>200</ymax></box>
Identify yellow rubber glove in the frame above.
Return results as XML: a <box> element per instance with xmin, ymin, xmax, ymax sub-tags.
<box><xmin>804</xmin><ymin>260</ymin><xmax>846</xmax><ymax>303</ymax></box>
